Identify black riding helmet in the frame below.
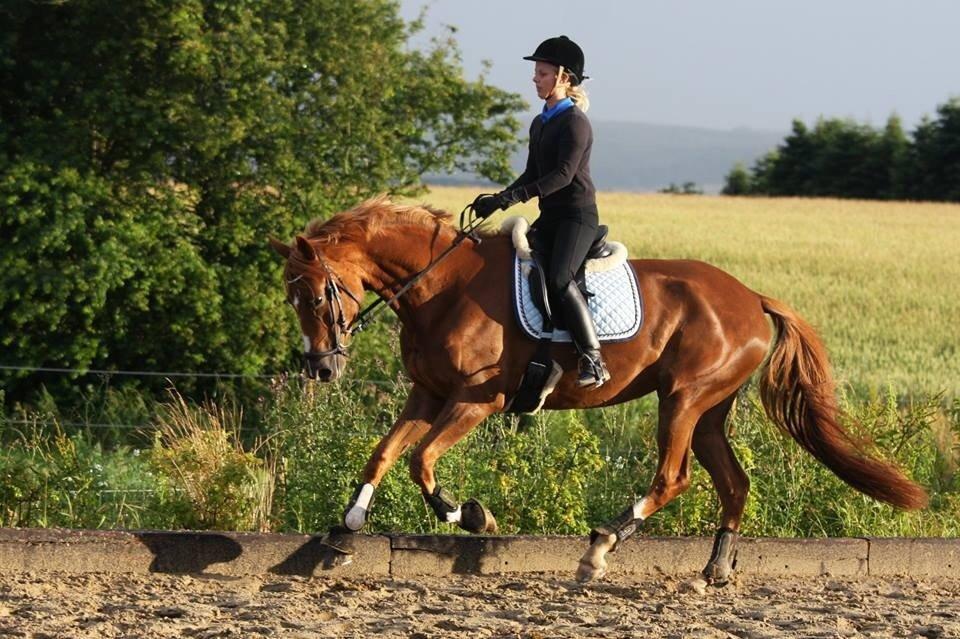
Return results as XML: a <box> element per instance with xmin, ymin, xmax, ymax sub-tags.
<box><xmin>523</xmin><ymin>35</ymin><xmax>588</xmax><ymax>85</ymax></box>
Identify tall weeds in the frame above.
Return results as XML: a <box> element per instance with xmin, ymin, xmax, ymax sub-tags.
<box><xmin>149</xmin><ymin>391</ymin><xmax>277</xmax><ymax>531</ymax></box>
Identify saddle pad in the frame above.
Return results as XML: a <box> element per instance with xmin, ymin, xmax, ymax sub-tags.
<box><xmin>513</xmin><ymin>254</ymin><xmax>643</xmax><ymax>343</ymax></box>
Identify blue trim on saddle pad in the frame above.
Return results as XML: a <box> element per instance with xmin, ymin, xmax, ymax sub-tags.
<box><xmin>512</xmin><ymin>254</ymin><xmax>643</xmax><ymax>343</ymax></box>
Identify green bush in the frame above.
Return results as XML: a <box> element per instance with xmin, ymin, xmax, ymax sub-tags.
<box><xmin>2</xmin><ymin>378</ymin><xmax>957</xmax><ymax>537</ymax></box>
<box><xmin>148</xmin><ymin>392</ymin><xmax>275</xmax><ymax>531</ymax></box>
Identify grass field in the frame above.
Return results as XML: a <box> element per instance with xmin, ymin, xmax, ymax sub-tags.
<box><xmin>414</xmin><ymin>186</ymin><xmax>960</xmax><ymax>398</ymax></box>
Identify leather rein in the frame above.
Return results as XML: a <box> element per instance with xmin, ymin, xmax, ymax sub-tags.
<box><xmin>287</xmin><ymin>197</ymin><xmax>489</xmax><ymax>359</ymax></box>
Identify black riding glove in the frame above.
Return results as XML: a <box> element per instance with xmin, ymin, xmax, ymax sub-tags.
<box><xmin>474</xmin><ymin>186</ymin><xmax>532</xmax><ymax>219</ymax></box>
<box><xmin>473</xmin><ymin>194</ymin><xmax>500</xmax><ymax>219</ymax></box>
<box><xmin>497</xmin><ymin>185</ymin><xmax>532</xmax><ymax>209</ymax></box>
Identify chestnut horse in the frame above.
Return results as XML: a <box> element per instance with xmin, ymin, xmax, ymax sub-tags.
<box><xmin>269</xmin><ymin>196</ymin><xmax>926</xmax><ymax>584</ymax></box>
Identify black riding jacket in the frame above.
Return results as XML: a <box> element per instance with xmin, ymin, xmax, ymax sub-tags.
<box><xmin>508</xmin><ymin>105</ymin><xmax>597</xmax><ymax>227</ymax></box>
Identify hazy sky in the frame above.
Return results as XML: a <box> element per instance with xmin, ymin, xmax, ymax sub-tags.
<box><xmin>399</xmin><ymin>1</ymin><xmax>960</xmax><ymax>131</ymax></box>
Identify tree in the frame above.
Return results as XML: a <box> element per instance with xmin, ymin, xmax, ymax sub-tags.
<box><xmin>763</xmin><ymin>119</ymin><xmax>816</xmax><ymax>195</ymax></box>
<box><xmin>0</xmin><ymin>0</ymin><xmax>524</xmax><ymax>402</ymax></box>
<box><xmin>877</xmin><ymin>114</ymin><xmax>910</xmax><ymax>199</ymax></box>
<box><xmin>721</xmin><ymin>163</ymin><xmax>751</xmax><ymax>195</ymax></box>
<box><xmin>722</xmin><ymin>100</ymin><xmax>960</xmax><ymax>202</ymax></box>
<box><xmin>905</xmin><ymin>98</ymin><xmax>960</xmax><ymax>202</ymax></box>
<box><xmin>658</xmin><ymin>182</ymin><xmax>702</xmax><ymax>195</ymax></box>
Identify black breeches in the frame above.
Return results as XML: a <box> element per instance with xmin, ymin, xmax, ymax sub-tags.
<box><xmin>544</xmin><ymin>217</ymin><xmax>599</xmax><ymax>298</ymax></box>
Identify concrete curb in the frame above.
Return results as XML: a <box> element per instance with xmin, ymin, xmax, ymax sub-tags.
<box><xmin>0</xmin><ymin>529</ymin><xmax>954</xmax><ymax>578</ymax></box>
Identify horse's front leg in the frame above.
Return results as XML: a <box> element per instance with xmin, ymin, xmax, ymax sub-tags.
<box><xmin>341</xmin><ymin>385</ymin><xmax>443</xmax><ymax>531</ymax></box>
<box><xmin>409</xmin><ymin>396</ymin><xmax>503</xmax><ymax>534</ymax></box>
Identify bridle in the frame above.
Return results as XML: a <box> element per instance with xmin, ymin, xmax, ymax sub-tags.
<box><xmin>286</xmin><ymin>260</ymin><xmax>363</xmax><ymax>360</ymax></box>
<box><xmin>286</xmin><ymin>196</ymin><xmax>490</xmax><ymax>363</ymax></box>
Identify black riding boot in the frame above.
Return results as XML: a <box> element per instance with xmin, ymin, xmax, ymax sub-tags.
<box><xmin>560</xmin><ymin>281</ymin><xmax>610</xmax><ymax>388</ymax></box>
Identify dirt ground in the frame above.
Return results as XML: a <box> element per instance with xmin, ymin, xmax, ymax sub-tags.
<box><xmin>0</xmin><ymin>571</ymin><xmax>957</xmax><ymax>639</ymax></box>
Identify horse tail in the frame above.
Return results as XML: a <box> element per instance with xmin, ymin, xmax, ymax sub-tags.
<box><xmin>758</xmin><ymin>295</ymin><xmax>928</xmax><ymax>510</ymax></box>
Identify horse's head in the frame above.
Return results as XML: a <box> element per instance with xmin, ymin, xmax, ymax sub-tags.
<box><xmin>269</xmin><ymin>235</ymin><xmax>363</xmax><ymax>382</ymax></box>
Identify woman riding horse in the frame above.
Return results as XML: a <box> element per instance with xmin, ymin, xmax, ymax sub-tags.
<box><xmin>474</xmin><ymin>36</ymin><xmax>609</xmax><ymax>389</ymax></box>
<box><xmin>269</xmin><ymin>40</ymin><xmax>927</xmax><ymax>586</ymax></box>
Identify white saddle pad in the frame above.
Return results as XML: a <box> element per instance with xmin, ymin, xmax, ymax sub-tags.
<box><xmin>513</xmin><ymin>254</ymin><xmax>643</xmax><ymax>343</ymax></box>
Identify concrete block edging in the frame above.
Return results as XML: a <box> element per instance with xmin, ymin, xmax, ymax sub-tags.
<box><xmin>0</xmin><ymin>529</ymin><xmax>956</xmax><ymax>579</ymax></box>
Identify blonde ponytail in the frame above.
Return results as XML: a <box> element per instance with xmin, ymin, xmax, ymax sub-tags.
<box><xmin>557</xmin><ymin>65</ymin><xmax>590</xmax><ymax>112</ymax></box>
<box><xmin>567</xmin><ymin>84</ymin><xmax>590</xmax><ymax>112</ymax></box>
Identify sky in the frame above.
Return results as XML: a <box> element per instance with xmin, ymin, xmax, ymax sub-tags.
<box><xmin>399</xmin><ymin>0</ymin><xmax>960</xmax><ymax>132</ymax></box>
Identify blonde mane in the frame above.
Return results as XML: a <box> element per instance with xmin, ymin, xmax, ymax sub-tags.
<box><xmin>304</xmin><ymin>195</ymin><xmax>456</xmax><ymax>243</ymax></box>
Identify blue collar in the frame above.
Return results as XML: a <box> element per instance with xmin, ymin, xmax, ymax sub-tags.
<box><xmin>540</xmin><ymin>97</ymin><xmax>574</xmax><ymax>123</ymax></box>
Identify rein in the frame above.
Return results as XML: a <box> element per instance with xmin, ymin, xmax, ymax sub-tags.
<box><xmin>291</xmin><ymin>197</ymin><xmax>490</xmax><ymax>357</ymax></box>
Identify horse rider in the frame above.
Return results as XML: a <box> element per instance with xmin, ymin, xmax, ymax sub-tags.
<box><xmin>475</xmin><ymin>35</ymin><xmax>610</xmax><ymax>389</ymax></box>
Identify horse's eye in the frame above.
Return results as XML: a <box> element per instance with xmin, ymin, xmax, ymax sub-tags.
<box><xmin>312</xmin><ymin>296</ymin><xmax>324</xmax><ymax>308</ymax></box>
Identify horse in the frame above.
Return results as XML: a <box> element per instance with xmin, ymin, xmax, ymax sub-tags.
<box><xmin>268</xmin><ymin>196</ymin><xmax>927</xmax><ymax>584</ymax></box>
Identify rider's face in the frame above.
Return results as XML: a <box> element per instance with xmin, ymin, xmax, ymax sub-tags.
<box><xmin>533</xmin><ymin>61</ymin><xmax>567</xmax><ymax>101</ymax></box>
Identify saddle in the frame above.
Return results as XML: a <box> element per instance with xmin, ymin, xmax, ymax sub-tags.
<box><xmin>501</xmin><ymin>216</ymin><xmax>630</xmax><ymax>331</ymax></box>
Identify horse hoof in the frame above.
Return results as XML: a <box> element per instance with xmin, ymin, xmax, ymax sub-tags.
<box><xmin>575</xmin><ymin>559</ymin><xmax>606</xmax><ymax>583</ymax></box>
<box><xmin>702</xmin><ymin>561</ymin><xmax>734</xmax><ymax>587</ymax></box>
<box><xmin>459</xmin><ymin>499</ymin><xmax>497</xmax><ymax>534</ymax></box>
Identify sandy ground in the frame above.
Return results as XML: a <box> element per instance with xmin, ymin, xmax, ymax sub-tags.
<box><xmin>0</xmin><ymin>571</ymin><xmax>957</xmax><ymax>638</ymax></box>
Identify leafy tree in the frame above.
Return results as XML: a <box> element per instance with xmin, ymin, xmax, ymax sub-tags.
<box><xmin>0</xmin><ymin>0</ymin><xmax>524</xmax><ymax>402</ymax></box>
<box><xmin>877</xmin><ymin>114</ymin><xmax>910</xmax><ymax>199</ymax></box>
<box><xmin>763</xmin><ymin>119</ymin><xmax>817</xmax><ymax>196</ymax></box>
<box><xmin>721</xmin><ymin>162</ymin><xmax>752</xmax><ymax>195</ymax></box>
<box><xmin>658</xmin><ymin>181</ymin><xmax>703</xmax><ymax>195</ymax></box>
<box><xmin>722</xmin><ymin>99</ymin><xmax>960</xmax><ymax>202</ymax></box>
<box><xmin>906</xmin><ymin>98</ymin><xmax>960</xmax><ymax>202</ymax></box>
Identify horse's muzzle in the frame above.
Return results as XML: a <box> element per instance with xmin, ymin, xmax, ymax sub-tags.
<box><xmin>303</xmin><ymin>352</ymin><xmax>344</xmax><ymax>382</ymax></box>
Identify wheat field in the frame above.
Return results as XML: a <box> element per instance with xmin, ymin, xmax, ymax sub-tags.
<box><xmin>411</xmin><ymin>186</ymin><xmax>960</xmax><ymax>398</ymax></box>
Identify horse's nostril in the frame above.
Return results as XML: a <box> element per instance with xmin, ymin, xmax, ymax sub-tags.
<box><xmin>318</xmin><ymin>368</ymin><xmax>334</xmax><ymax>382</ymax></box>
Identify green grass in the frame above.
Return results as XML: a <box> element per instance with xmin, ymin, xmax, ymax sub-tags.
<box><xmin>415</xmin><ymin>187</ymin><xmax>960</xmax><ymax>398</ymax></box>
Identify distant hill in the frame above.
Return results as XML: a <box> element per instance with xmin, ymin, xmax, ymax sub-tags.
<box><xmin>428</xmin><ymin>120</ymin><xmax>785</xmax><ymax>193</ymax></box>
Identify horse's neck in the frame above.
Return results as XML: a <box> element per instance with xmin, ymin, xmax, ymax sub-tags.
<box><xmin>351</xmin><ymin>224</ymin><xmax>470</xmax><ymax>317</ymax></box>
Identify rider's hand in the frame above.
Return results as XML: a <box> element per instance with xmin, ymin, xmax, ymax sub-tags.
<box><xmin>498</xmin><ymin>185</ymin><xmax>531</xmax><ymax>209</ymax></box>
<box><xmin>473</xmin><ymin>195</ymin><xmax>501</xmax><ymax>219</ymax></box>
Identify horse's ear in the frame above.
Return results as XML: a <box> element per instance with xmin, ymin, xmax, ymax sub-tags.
<box><xmin>295</xmin><ymin>235</ymin><xmax>319</xmax><ymax>261</ymax></box>
<box><xmin>268</xmin><ymin>237</ymin><xmax>291</xmax><ymax>260</ymax></box>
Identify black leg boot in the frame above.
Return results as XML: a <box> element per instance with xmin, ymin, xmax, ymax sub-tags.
<box><xmin>560</xmin><ymin>281</ymin><xmax>610</xmax><ymax>388</ymax></box>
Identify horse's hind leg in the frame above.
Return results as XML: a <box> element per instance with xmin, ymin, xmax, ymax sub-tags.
<box><xmin>577</xmin><ymin>391</ymin><xmax>704</xmax><ymax>582</ymax></box>
<box><xmin>692</xmin><ymin>393</ymin><xmax>747</xmax><ymax>586</ymax></box>
<box><xmin>342</xmin><ymin>385</ymin><xmax>442</xmax><ymax>531</ymax></box>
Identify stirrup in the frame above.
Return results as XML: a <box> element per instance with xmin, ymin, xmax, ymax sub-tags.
<box><xmin>577</xmin><ymin>354</ymin><xmax>610</xmax><ymax>388</ymax></box>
